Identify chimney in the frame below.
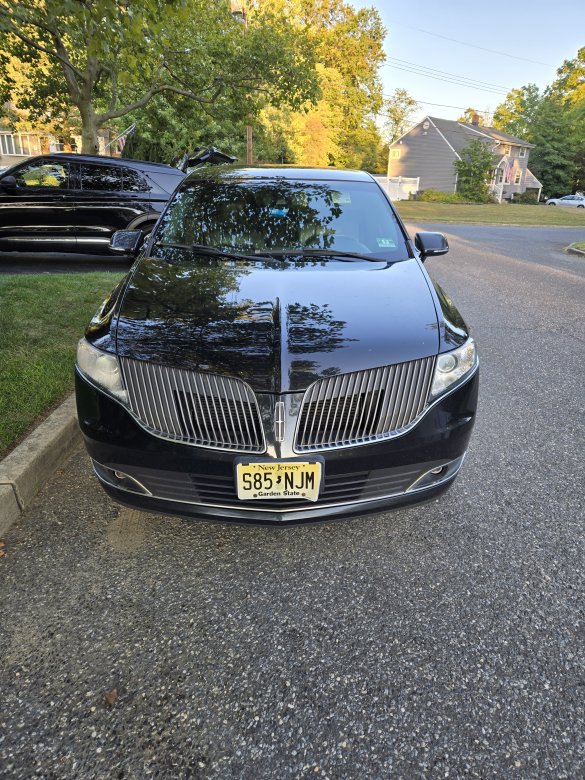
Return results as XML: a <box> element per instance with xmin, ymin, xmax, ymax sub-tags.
<box><xmin>471</xmin><ymin>112</ymin><xmax>480</xmax><ymax>126</ymax></box>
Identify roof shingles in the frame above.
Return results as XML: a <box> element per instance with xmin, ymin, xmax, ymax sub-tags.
<box><xmin>429</xmin><ymin>116</ymin><xmax>534</xmax><ymax>149</ymax></box>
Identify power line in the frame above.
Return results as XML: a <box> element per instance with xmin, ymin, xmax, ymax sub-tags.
<box><xmin>384</xmin><ymin>61</ymin><xmax>509</xmax><ymax>96</ymax></box>
<box><xmin>389</xmin><ymin>21</ymin><xmax>555</xmax><ymax>68</ymax></box>
<box><xmin>381</xmin><ymin>98</ymin><xmax>493</xmax><ymax>114</ymax></box>
<box><xmin>384</xmin><ymin>57</ymin><xmax>512</xmax><ymax>93</ymax></box>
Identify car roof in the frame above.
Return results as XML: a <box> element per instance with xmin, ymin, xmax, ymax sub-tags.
<box><xmin>32</xmin><ymin>153</ymin><xmax>183</xmax><ymax>173</ymax></box>
<box><xmin>182</xmin><ymin>165</ymin><xmax>376</xmax><ymax>186</ymax></box>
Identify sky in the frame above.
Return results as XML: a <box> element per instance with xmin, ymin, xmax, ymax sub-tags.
<box><xmin>350</xmin><ymin>0</ymin><xmax>585</xmax><ymax>126</ymax></box>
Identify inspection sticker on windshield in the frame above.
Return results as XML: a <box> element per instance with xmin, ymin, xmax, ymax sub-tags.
<box><xmin>236</xmin><ymin>461</ymin><xmax>322</xmax><ymax>502</ymax></box>
<box><xmin>376</xmin><ymin>237</ymin><xmax>396</xmax><ymax>248</ymax></box>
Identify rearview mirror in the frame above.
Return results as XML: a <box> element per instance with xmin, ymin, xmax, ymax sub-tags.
<box><xmin>110</xmin><ymin>229</ymin><xmax>143</xmax><ymax>255</ymax></box>
<box><xmin>414</xmin><ymin>232</ymin><xmax>449</xmax><ymax>260</ymax></box>
<box><xmin>0</xmin><ymin>175</ymin><xmax>17</xmax><ymax>190</ymax></box>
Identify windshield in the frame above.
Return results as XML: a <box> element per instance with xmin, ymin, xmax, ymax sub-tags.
<box><xmin>153</xmin><ymin>178</ymin><xmax>409</xmax><ymax>262</ymax></box>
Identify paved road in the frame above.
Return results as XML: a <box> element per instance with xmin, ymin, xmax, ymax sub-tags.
<box><xmin>1</xmin><ymin>225</ymin><xmax>585</xmax><ymax>778</ymax></box>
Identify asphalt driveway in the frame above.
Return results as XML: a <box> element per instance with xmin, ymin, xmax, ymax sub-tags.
<box><xmin>1</xmin><ymin>224</ymin><xmax>584</xmax><ymax>778</ymax></box>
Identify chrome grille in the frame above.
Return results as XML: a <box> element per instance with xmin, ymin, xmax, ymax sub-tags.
<box><xmin>295</xmin><ymin>357</ymin><xmax>435</xmax><ymax>451</ymax></box>
<box><xmin>99</xmin><ymin>463</ymin><xmax>425</xmax><ymax>510</ymax></box>
<box><xmin>120</xmin><ymin>358</ymin><xmax>265</xmax><ymax>452</ymax></box>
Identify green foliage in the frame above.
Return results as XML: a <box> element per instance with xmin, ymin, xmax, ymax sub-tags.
<box><xmin>526</xmin><ymin>97</ymin><xmax>576</xmax><ymax>198</ymax></box>
<box><xmin>454</xmin><ymin>139</ymin><xmax>496</xmax><ymax>202</ymax></box>
<box><xmin>417</xmin><ymin>189</ymin><xmax>466</xmax><ymax>203</ymax></box>
<box><xmin>0</xmin><ymin>0</ymin><xmax>319</xmax><ymax>152</ymax></box>
<box><xmin>493</xmin><ymin>49</ymin><xmax>585</xmax><ymax>196</ymax></box>
<box><xmin>257</xmin><ymin>0</ymin><xmax>386</xmax><ymax>170</ymax></box>
<box><xmin>0</xmin><ymin>0</ymin><xmax>388</xmax><ymax>169</ymax></box>
<box><xmin>552</xmin><ymin>47</ymin><xmax>585</xmax><ymax>106</ymax></box>
<box><xmin>382</xmin><ymin>88</ymin><xmax>418</xmax><ymax>143</ymax></box>
<box><xmin>512</xmin><ymin>191</ymin><xmax>539</xmax><ymax>204</ymax></box>
<box><xmin>492</xmin><ymin>84</ymin><xmax>541</xmax><ymax>139</ymax></box>
<box><xmin>494</xmin><ymin>88</ymin><xmax>576</xmax><ymax>197</ymax></box>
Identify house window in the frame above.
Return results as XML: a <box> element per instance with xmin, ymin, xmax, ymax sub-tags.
<box><xmin>0</xmin><ymin>133</ymin><xmax>41</xmax><ymax>157</ymax></box>
<box><xmin>514</xmin><ymin>169</ymin><xmax>522</xmax><ymax>185</ymax></box>
<box><xmin>502</xmin><ymin>144</ymin><xmax>512</xmax><ymax>156</ymax></box>
<box><xmin>519</xmin><ymin>147</ymin><xmax>526</xmax><ymax>158</ymax></box>
<box><xmin>390</xmin><ymin>149</ymin><xmax>401</xmax><ymax>159</ymax></box>
<box><xmin>495</xmin><ymin>168</ymin><xmax>504</xmax><ymax>185</ymax></box>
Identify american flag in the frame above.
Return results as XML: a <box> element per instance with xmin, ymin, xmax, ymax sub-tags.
<box><xmin>505</xmin><ymin>160</ymin><xmax>514</xmax><ymax>184</ymax></box>
<box><xmin>105</xmin><ymin>123</ymin><xmax>136</xmax><ymax>153</ymax></box>
<box><xmin>117</xmin><ymin>123</ymin><xmax>136</xmax><ymax>153</ymax></box>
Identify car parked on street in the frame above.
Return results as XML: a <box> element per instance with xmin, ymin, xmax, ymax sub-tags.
<box><xmin>76</xmin><ymin>166</ymin><xmax>479</xmax><ymax>525</ymax></box>
<box><xmin>545</xmin><ymin>193</ymin><xmax>585</xmax><ymax>207</ymax></box>
<box><xmin>0</xmin><ymin>153</ymin><xmax>185</xmax><ymax>255</ymax></box>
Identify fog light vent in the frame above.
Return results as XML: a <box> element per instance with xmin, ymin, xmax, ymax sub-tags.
<box><xmin>92</xmin><ymin>461</ymin><xmax>152</xmax><ymax>496</ymax></box>
<box><xmin>406</xmin><ymin>455</ymin><xmax>466</xmax><ymax>493</ymax></box>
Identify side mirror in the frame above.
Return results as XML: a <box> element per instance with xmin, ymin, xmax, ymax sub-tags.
<box><xmin>110</xmin><ymin>229</ymin><xmax>143</xmax><ymax>255</ymax></box>
<box><xmin>0</xmin><ymin>175</ymin><xmax>17</xmax><ymax>190</ymax></box>
<box><xmin>414</xmin><ymin>232</ymin><xmax>449</xmax><ymax>260</ymax></box>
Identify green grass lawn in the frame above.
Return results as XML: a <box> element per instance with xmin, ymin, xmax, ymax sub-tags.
<box><xmin>395</xmin><ymin>201</ymin><xmax>585</xmax><ymax>226</ymax></box>
<box><xmin>0</xmin><ymin>272</ymin><xmax>124</xmax><ymax>456</ymax></box>
<box><xmin>571</xmin><ymin>241</ymin><xmax>585</xmax><ymax>251</ymax></box>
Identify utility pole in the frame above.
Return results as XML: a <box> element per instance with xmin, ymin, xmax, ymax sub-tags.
<box><xmin>230</xmin><ymin>1</ymin><xmax>253</xmax><ymax>164</ymax></box>
<box><xmin>246</xmin><ymin>126</ymin><xmax>253</xmax><ymax>166</ymax></box>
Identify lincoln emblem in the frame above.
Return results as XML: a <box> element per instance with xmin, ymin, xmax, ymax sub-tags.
<box><xmin>274</xmin><ymin>401</ymin><xmax>285</xmax><ymax>442</ymax></box>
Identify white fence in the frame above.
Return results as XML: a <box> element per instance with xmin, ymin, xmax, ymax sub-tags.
<box><xmin>374</xmin><ymin>175</ymin><xmax>420</xmax><ymax>201</ymax></box>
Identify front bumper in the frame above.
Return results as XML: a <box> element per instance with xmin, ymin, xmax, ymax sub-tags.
<box><xmin>76</xmin><ymin>367</ymin><xmax>479</xmax><ymax>525</ymax></box>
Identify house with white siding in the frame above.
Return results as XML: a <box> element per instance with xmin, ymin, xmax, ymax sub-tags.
<box><xmin>0</xmin><ymin>127</ymin><xmax>113</xmax><ymax>168</ymax></box>
<box><xmin>388</xmin><ymin>115</ymin><xmax>542</xmax><ymax>202</ymax></box>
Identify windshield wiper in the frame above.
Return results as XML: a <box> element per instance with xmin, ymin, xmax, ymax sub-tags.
<box><xmin>154</xmin><ymin>242</ymin><xmax>268</xmax><ymax>262</ymax></box>
<box><xmin>256</xmin><ymin>248</ymin><xmax>387</xmax><ymax>262</ymax></box>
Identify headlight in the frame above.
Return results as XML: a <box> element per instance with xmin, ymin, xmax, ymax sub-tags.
<box><xmin>430</xmin><ymin>339</ymin><xmax>477</xmax><ymax>398</ymax></box>
<box><xmin>76</xmin><ymin>339</ymin><xmax>127</xmax><ymax>402</ymax></box>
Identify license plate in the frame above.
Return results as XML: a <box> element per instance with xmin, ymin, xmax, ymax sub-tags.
<box><xmin>236</xmin><ymin>461</ymin><xmax>322</xmax><ymax>502</ymax></box>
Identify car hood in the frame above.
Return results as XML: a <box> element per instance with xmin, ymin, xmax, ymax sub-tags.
<box><xmin>114</xmin><ymin>254</ymin><xmax>439</xmax><ymax>393</ymax></box>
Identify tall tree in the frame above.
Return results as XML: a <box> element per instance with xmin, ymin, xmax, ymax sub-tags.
<box><xmin>383</xmin><ymin>88</ymin><xmax>418</xmax><ymax>142</ymax></box>
<box><xmin>527</xmin><ymin>96</ymin><xmax>576</xmax><ymax>197</ymax></box>
<box><xmin>0</xmin><ymin>0</ymin><xmax>318</xmax><ymax>153</ymax></box>
<box><xmin>551</xmin><ymin>47</ymin><xmax>585</xmax><ymax>106</ymax></box>
<box><xmin>258</xmin><ymin>0</ymin><xmax>386</xmax><ymax>169</ymax></box>
<box><xmin>550</xmin><ymin>48</ymin><xmax>585</xmax><ymax>191</ymax></box>
<box><xmin>493</xmin><ymin>71</ymin><xmax>582</xmax><ymax>196</ymax></box>
<box><xmin>492</xmin><ymin>84</ymin><xmax>542</xmax><ymax>139</ymax></box>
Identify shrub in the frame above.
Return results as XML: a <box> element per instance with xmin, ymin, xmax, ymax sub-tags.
<box><xmin>454</xmin><ymin>139</ymin><xmax>497</xmax><ymax>202</ymax></box>
<box><xmin>418</xmin><ymin>189</ymin><xmax>466</xmax><ymax>203</ymax></box>
<box><xmin>512</xmin><ymin>191</ymin><xmax>539</xmax><ymax>205</ymax></box>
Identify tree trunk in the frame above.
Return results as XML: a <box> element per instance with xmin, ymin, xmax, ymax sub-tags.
<box><xmin>80</xmin><ymin>107</ymin><xmax>100</xmax><ymax>154</ymax></box>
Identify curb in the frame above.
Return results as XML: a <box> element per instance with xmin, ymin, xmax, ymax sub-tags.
<box><xmin>0</xmin><ymin>395</ymin><xmax>80</xmax><ymax>536</ymax></box>
<box><xmin>566</xmin><ymin>243</ymin><xmax>585</xmax><ymax>257</ymax></box>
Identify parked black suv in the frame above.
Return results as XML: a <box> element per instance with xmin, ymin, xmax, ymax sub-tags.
<box><xmin>0</xmin><ymin>153</ymin><xmax>185</xmax><ymax>255</ymax></box>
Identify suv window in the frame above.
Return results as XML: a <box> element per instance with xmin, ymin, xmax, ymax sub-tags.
<box><xmin>122</xmin><ymin>168</ymin><xmax>150</xmax><ymax>192</ymax></box>
<box><xmin>81</xmin><ymin>164</ymin><xmax>123</xmax><ymax>191</ymax></box>
<box><xmin>149</xmin><ymin>171</ymin><xmax>184</xmax><ymax>194</ymax></box>
<box><xmin>15</xmin><ymin>161</ymin><xmax>68</xmax><ymax>188</ymax></box>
